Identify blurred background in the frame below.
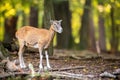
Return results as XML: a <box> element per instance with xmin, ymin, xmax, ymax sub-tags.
<box><xmin>0</xmin><ymin>0</ymin><xmax>120</xmax><ymax>54</ymax></box>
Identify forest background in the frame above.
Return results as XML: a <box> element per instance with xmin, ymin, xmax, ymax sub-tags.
<box><xmin>0</xmin><ymin>0</ymin><xmax>120</xmax><ymax>55</ymax></box>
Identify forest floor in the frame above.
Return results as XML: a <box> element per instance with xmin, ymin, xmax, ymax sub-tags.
<box><xmin>0</xmin><ymin>49</ymin><xmax>120</xmax><ymax>80</ymax></box>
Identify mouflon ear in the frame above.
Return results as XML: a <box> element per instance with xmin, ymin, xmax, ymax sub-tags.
<box><xmin>50</xmin><ymin>20</ymin><xmax>53</xmax><ymax>24</ymax></box>
<box><xmin>59</xmin><ymin>20</ymin><xmax>62</xmax><ymax>23</ymax></box>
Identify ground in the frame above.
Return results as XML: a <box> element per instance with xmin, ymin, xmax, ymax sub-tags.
<box><xmin>0</xmin><ymin>49</ymin><xmax>120</xmax><ymax>80</ymax></box>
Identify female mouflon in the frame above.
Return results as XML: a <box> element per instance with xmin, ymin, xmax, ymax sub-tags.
<box><xmin>16</xmin><ymin>20</ymin><xmax>63</xmax><ymax>71</ymax></box>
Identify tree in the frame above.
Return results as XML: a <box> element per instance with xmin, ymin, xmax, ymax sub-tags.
<box><xmin>53</xmin><ymin>0</ymin><xmax>73</xmax><ymax>49</ymax></box>
<box><xmin>29</xmin><ymin>1</ymin><xmax>39</xmax><ymax>27</ymax></box>
<box><xmin>79</xmin><ymin>0</ymin><xmax>96</xmax><ymax>50</ymax></box>
<box><xmin>43</xmin><ymin>0</ymin><xmax>55</xmax><ymax>55</ymax></box>
<box><xmin>2</xmin><ymin>0</ymin><xmax>19</xmax><ymax>43</ymax></box>
<box><xmin>4</xmin><ymin>16</ymin><xmax>18</xmax><ymax>43</ymax></box>
<box><xmin>98</xmin><ymin>3</ymin><xmax>106</xmax><ymax>52</ymax></box>
<box><xmin>98</xmin><ymin>14</ymin><xmax>106</xmax><ymax>52</ymax></box>
<box><xmin>97</xmin><ymin>0</ymin><xmax>120</xmax><ymax>53</ymax></box>
<box><xmin>110</xmin><ymin>2</ymin><xmax>119</xmax><ymax>54</ymax></box>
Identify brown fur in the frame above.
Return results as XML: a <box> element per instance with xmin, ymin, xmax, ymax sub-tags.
<box><xmin>16</xmin><ymin>26</ymin><xmax>55</xmax><ymax>49</ymax></box>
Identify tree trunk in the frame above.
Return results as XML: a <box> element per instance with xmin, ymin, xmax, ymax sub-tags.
<box><xmin>29</xmin><ymin>6</ymin><xmax>38</xmax><ymax>27</ymax></box>
<box><xmin>79</xmin><ymin>0</ymin><xmax>96</xmax><ymax>50</ymax></box>
<box><xmin>22</xmin><ymin>11</ymin><xmax>27</xmax><ymax>26</ymax></box>
<box><xmin>43</xmin><ymin>0</ymin><xmax>55</xmax><ymax>55</ymax></box>
<box><xmin>0</xmin><ymin>42</ymin><xmax>9</xmax><ymax>59</ymax></box>
<box><xmin>110</xmin><ymin>4</ymin><xmax>118</xmax><ymax>54</ymax></box>
<box><xmin>98</xmin><ymin>14</ymin><xmax>106</xmax><ymax>52</ymax></box>
<box><xmin>4</xmin><ymin>16</ymin><xmax>18</xmax><ymax>43</ymax></box>
<box><xmin>89</xmin><ymin>15</ymin><xmax>96</xmax><ymax>50</ymax></box>
<box><xmin>53</xmin><ymin>0</ymin><xmax>73</xmax><ymax>49</ymax></box>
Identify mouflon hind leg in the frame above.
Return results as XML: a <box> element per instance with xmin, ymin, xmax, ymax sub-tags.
<box><xmin>18</xmin><ymin>40</ymin><xmax>26</xmax><ymax>68</ymax></box>
<box><xmin>39</xmin><ymin>48</ymin><xmax>43</xmax><ymax>72</ymax></box>
<box><xmin>45</xmin><ymin>50</ymin><xmax>51</xmax><ymax>69</ymax></box>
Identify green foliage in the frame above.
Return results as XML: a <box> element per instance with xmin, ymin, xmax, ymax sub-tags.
<box><xmin>0</xmin><ymin>0</ymin><xmax>120</xmax><ymax>50</ymax></box>
<box><xmin>70</xmin><ymin>0</ymin><xmax>120</xmax><ymax>50</ymax></box>
<box><xmin>69</xmin><ymin>0</ymin><xmax>85</xmax><ymax>44</ymax></box>
<box><xmin>0</xmin><ymin>0</ymin><xmax>44</xmax><ymax>41</ymax></box>
<box><xmin>0</xmin><ymin>0</ymin><xmax>43</xmax><ymax>18</ymax></box>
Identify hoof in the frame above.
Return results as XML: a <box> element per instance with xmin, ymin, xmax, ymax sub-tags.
<box><xmin>38</xmin><ymin>66</ymin><xmax>43</xmax><ymax>73</ymax></box>
<box><xmin>47</xmin><ymin>66</ymin><xmax>52</xmax><ymax>70</ymax></box>
<box><xmin>44</xmin><ymin>66</ymin><xmax>52</xmax><ymax>71</ymax></box>
<box><xmin>38</xmin><ymin>68</ymin><xmax>43</xmax><ymax>73</ymax></box>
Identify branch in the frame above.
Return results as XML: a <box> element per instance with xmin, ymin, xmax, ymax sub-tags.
<box><xmin>0</xmin><ymin>66</ymin><xmax>85</xmax><ymax>79</ymax></box>
<box><xmin>51</xmin><ymin>66</ymin><xmax>85</xmax><ymax>71</ymax></box>
<box><xmin>100</xmin><ymin>71</ymin><xmax>116</xmax><ymax>78</ymax></box>
<box><xmin>50</xmin><ymin>72</ymin><xmax>94</xmax><ymax>79</ymax></box>
<box><xmin>0</xmin><ymin>72</ymin><xmax>29</xmax><ymax>78</ymax></box>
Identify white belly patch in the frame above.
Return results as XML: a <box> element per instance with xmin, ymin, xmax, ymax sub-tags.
<box><xmin>33</xmin><ymin>44</ymin><xmax>39</xmax><ymax>48</ymax></box>
<box><xmin>25</xmin><ymin>41</ymin><xmax>39</xmax><ymax>48</ymax></box>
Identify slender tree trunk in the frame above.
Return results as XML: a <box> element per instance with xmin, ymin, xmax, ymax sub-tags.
<box><xmin>89</xmin><ymin>16</ymin><xmax>96</xmax><ymax>50</ymax></box>
<box><xmin>53</xmin><ymin>0</ymin><xmax>73</xmax><ymax>49</ymax></box>
<box><xmin>98</xmin><ymin>14</ymin><xmax>106</xmax><ymax>52</ymax></box>
<box><xmin>79</xmin><ymin>0</ymin><xmax>96</xmax><ymax>50</ymax></box>
<box><xmin>29</xmin><ymin>6</ymin><xmax>38</xmax><ymax>27</ymax></box>
<box><xmin>4</xmin><ymin>16</ymin><xmax>18</xmax><ymax>43</ymax></box>
<box><xmin>43</xmin><ymin>0</ymin><xmax>55</xmax><ymax>55</ymax></box>
<box><xmin>110</xmin><ymin>4</ymin><xmax>118</xmax><ymax>54</ymax></box>
<box><xmin>22</xmin><ymin>11</ymin><xmax>27</xmax><ymax>26</ymax></box>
